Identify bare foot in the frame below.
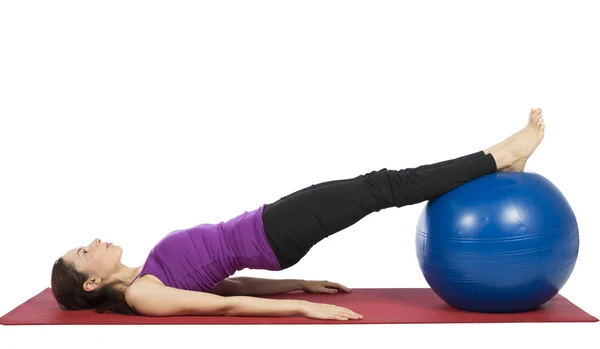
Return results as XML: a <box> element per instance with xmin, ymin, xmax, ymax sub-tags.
<box><xmin>485</xmin><ymin>108</ymin><xmax>545</xmax><ymax>171</ymax></box>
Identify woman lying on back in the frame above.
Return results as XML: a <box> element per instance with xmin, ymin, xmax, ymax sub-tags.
<box><xmin>50</xmin><ymin>108</ymin><xmax>545</xmax><ymax>321</ymax></box>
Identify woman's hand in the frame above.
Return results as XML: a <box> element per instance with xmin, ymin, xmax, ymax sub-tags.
<box><xmin>298</xmin><ymin>300</ymin><xmax>362</xmax><ymax>321</ymax></box>
<box><xmin>301</xmin><ymin>280</ymin><xmax>352</xmax><ymax>294</ymax></box>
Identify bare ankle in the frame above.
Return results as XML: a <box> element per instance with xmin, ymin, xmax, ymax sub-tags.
<box><xmin>490</xmin><ymin>150</ymin><xmax>513</xmax><ymax>170</ymax></box>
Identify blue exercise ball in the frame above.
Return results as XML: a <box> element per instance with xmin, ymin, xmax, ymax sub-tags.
<box><xmin>416</xmin><ymin>172</ymin><xmax>579</xmax><ymax>313</ymax></box>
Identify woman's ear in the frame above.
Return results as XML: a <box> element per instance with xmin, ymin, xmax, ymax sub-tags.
<box><xmin>83</xmin><ymin>277</ymin><xmax>101</xmax><ymax>292</ymax></box>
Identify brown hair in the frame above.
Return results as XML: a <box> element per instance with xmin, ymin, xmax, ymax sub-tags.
<box><xmin>50</xmin><ymin>257</ymin><xmax>137</xmax><ymax>315</ymax></box>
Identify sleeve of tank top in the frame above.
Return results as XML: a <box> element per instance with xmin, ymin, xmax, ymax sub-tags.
<box><xmin>126</xmin><ymin>280</ymin><xmax>307</xmax><ymax>317</ymax></box>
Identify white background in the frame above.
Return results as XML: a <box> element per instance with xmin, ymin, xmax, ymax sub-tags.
<box><xmin>1</xmin><ymin>1</ymin><xmax>598</xmax><ymax>348</ymax></box>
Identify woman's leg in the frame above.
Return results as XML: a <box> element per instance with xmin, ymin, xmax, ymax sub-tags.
<box><xmin>262</xmin><ymin>151</ymin><xmax>497</xmax><ymax>269</ymax></box>
<box><xmin>263</xmin><ymin>108</ymin><xmax>546</xmax><ymax>269</ymax></box>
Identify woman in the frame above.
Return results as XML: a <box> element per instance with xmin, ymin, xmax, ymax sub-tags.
<box><xmin>51</xmin><ymin>109</ymin><xmax>545</xmax><ymax>321</ymax></box>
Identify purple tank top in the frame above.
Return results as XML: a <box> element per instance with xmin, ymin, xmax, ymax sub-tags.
<box><xmin>131</xmin><ymin>204</ymin><xmax>282</xmax><ymax>291</ymax></box>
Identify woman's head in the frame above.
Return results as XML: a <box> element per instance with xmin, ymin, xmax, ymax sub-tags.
<box><xmin>50</xmin><ymin>238</ymin><xmax>136</xmax><ymax>314</ymax></box>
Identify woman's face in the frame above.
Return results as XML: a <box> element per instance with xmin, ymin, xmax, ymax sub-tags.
<box><xmin>61</xmin><ymin>238</ymin><xmax>123</xmax><ymax>291</ymax></box>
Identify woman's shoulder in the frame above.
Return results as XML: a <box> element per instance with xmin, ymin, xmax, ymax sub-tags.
<box><xmin>125</xmin><ymin>274</ymin><xmax>165</xmax><ymax>308</ymax></box>
<box><xmin>128</xmin><ymin>273</ymin><xmax>165</xmax><ymax>293</ymax></box>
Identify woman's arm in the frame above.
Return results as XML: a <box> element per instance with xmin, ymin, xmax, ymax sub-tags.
<box><xmin>126</xmin><ymin>278</ymin><xmax>303</xmax><ymax>317</ymax></box>
<box><xmin>125</xmin><ymin>278</ymin><xmax>362</xmax><ymax>320</ymax></box>
<box><xmin>205</xmin><ymin>277</ymin><xmax>303</xmax><ymax>296</ymax></box>
<box><xmin>209</xmin><ymin>277</ymin><xmax>352</xmax><ymax>296</ymax></box>
<box><xmin>229</xmin><ymin>277</ymin><xmax>305</xmax><ymax>295</ymax></box>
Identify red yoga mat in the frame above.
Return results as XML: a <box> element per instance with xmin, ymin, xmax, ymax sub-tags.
<box><xmin>1</xmin><ymin>287</ymin><xmax>597</xmax><ymax>325</ymax></box>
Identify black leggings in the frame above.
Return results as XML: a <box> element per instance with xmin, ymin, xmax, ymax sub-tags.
<box><xmin>261</xmin><ymin>150</ymin><xmax>497</xmax><ymax>269</ymax></box>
